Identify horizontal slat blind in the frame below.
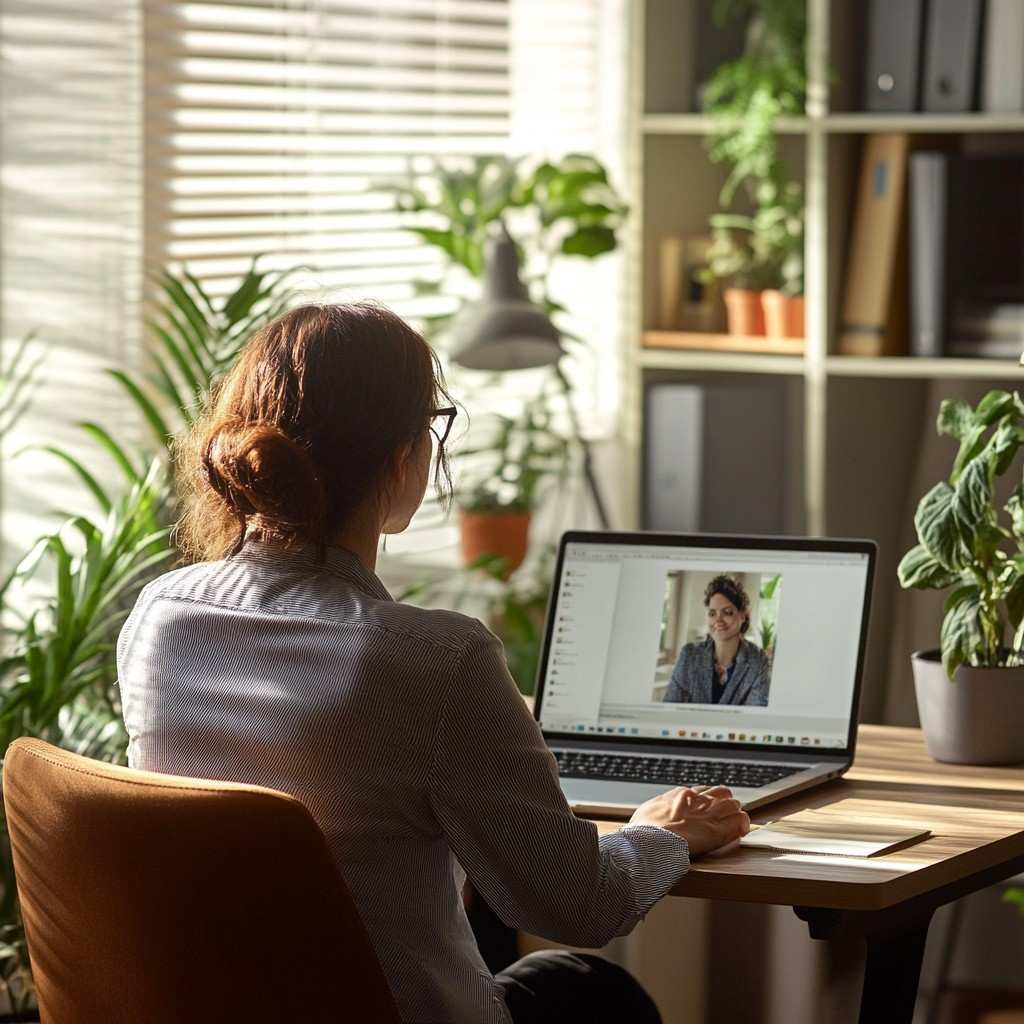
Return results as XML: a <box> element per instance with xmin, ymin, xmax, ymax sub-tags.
<box><xmin>1</xmin><ymin>0</ymin><xmax>144</xmax><ymax>573</ymax></box>
<box><xmin>142</xmin><ymin>0</ymin><xmax>623</xmax><ymax>566</ymax></box>
<box><xmin>143</xmin><ymin>0</ymin><xmax>511</xmax><ymax>312</ymax></box>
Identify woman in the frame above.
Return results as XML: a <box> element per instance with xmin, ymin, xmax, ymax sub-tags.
<box><xmin>117</xmin><ymin>304</ymin><xmax>749</xmax><ymax>1024</ymax></box>
<box><xmin>663</xmin><ymin>575</ymin><xmax>771</xmax><ymax>707</ymax></box>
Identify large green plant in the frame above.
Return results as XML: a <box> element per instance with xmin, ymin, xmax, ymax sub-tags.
<box><xmin>897</xmin><ymin>390</ymin><xmax>1024</xmax><ymax>678</ymax></box>
<box><xmin>0</xmin><ymin>262</ymin><xmax>298</xmax><ymax>1012</ymax></box>
<box><xmin>703</xmin><ymin>0</ymin><xmax>807</xmax><ymax>295</ymax></box>
<box><xmin>386</xmin><ymin>153</ymin><xmax>627</xmax><ymax>341</ymax></box>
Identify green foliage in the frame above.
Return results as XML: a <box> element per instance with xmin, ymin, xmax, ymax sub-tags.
<box><xmin>757</xmin><ymin>573</ymin><xmax>781</xmax><ymax>657</ymax></box>
<box><xmin>385</xmin><ymin>153</ymin><xmax>627</xmax><ymax>342</ymax></box>
<box><xmin>897</xmin><ymin>390</ymin><xmax>1024</xmax><ymax>678</ymax></box>
<box><xmin>455</xmin><ymin>390</ymin><xmax>572</xmax><ymax>514</ymax></box>
<box><xmin>703</xmin><ymin>0</ymin><xmax>807</xmax><ymax>295</ymax></box>
<box><xmin>1006</xmin><ymin>886</ymin><xmax>1024</xmax><ymax>914</ymax></box>
<box><xmin>0</xmin><ymin>261</ymin><xmax>299</xmax><ymax>1011</ymax></box>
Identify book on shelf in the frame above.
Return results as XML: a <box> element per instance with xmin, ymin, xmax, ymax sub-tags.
<box><xmin>982</xmin><ymin>0</ymin><xmax>1024</xmax><ymax>113</ymax></box>
<box><xmin>839</xmin><ymin>133</ymin><xmax>911</xmax><ymax>357</ymax></box>
<box><xmin>910</xmin><ymin>153</ymin><xmax>1024</xmax><ymax>358</ymax></box>
<box><xmin>947</xmin><ymin>301</ymin><xmax>1024</xmax><ymax>359</ymax></box>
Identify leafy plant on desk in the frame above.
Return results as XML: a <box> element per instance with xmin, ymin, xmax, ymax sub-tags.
<box><xmin>897</xmin><ymin>390</ymin><xmax>1024</xmax><ymax>678</ymax></box>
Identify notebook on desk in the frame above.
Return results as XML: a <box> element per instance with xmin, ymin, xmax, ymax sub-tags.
<box><xmin>740</xmin><ymin>806</ymin><xmax>931</xmax><ymax>858</ymax></box>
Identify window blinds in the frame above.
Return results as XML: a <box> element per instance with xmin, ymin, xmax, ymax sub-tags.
<box><xmin>142</xmin><ymin>0</ymin><xmax>513</xmax><ymax>314</ymax></box>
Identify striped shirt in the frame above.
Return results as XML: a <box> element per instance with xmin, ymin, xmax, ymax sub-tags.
<box><xmin>117</xmin><ymin>540</ymin><xmax>690</xmax><ymax>1024</ymax></box>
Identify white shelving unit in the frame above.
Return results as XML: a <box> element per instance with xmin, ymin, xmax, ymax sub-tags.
<box><xmin>621</xmin><ymin>0</ymin><xmax>1024</xmax><ymax>728</ymax></box>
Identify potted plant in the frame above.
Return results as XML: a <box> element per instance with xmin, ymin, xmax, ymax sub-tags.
<box><xmin>455</xmin><ymin>395</ymin><xmax>571</xmax><ymax>577</ymax></box>
<box><xmin>897</xmin><ymin>389</ymin><xmax>1024</xmax><ymax>765</ymax></box>
<box><xmin>755</xmin><ymin>179</ymin><xmax>805</xmax><ymax>339</ymax></box>
<box><xmin>706</xmin><ymin>183</ymin><xmax>804</xmax><ymax>339</ymax></box>
<box><xmin>705</xmin><ymin>214</ymin><xmax>772</xmax><ymax>336</ymax></box>
<box><xmin>702</xmin><ymin>0</ymin><xmax>807</xmax><ymax>340</ymax></box>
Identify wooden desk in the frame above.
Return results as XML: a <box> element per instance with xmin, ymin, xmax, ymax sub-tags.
<box><xmin>593</xmin><ymin>725</ymin><xmax>1024</xmax><ymax>1024</ymax></box>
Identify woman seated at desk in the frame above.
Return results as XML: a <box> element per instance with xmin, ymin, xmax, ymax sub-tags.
<box><xmin>116</xmin><ymin>304</ymin><xmax>749</xmax><ymax>1024</ymax></box>
<box><xmin>663</xmin><ymin>575</ymin><xmax>771</xmax><ymax>707</ymax></box>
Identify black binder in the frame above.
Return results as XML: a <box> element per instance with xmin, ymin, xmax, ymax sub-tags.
<box><xmin>922</xmin><ymin>0</ymin><xmax>985</xmax><ymax>112</ymax></box>
<box><xmin>910</xmin><ymin>153</ymin><xmax>1024</xmax><ymax>357</ymax></box>
<box><xmin>863</xmin><ymin>0</ymin><xmax>927</xmax><ymax>112</ymax></box>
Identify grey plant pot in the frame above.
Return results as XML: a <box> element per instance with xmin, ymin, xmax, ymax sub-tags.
<box><xmin>912</xmin><ymin>650</ymin><xmax>1024</xmax><ymax>765</ymax></box>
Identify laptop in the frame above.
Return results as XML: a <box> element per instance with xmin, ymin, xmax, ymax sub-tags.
<box><xmin>533</xmin><ymin>531</ymin><xmax>876</xmax><ymax>816</ymax></box>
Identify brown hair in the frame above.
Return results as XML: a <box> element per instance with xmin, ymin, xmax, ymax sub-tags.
<box><xmin>704</xmin><ymin>574</ymin><xmax>751</xmax><ymax>634</ymax></box>
<box><xmin>174</xmin><ymin>302</ymin><xmax>452</xmax><ymax>563</ymax></box>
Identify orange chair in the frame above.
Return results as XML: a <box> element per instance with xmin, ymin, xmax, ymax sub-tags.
<box><xmin>2</xmin><ymin>737</ymin><xmax>400</xmax><ymax>1024</ymax></box>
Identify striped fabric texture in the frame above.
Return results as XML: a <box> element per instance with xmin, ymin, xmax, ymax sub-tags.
<box><xmin>117</xmin><ymin>540</ymin><xmax>690</xmax><ymax>1024</ymax></box>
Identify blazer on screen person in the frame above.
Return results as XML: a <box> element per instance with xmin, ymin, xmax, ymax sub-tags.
<box><xmin>663</xmin><ymin>575</ymin><xmax>771</xmax><ymax>707</ymax></box>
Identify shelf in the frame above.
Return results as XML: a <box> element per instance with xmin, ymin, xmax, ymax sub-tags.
<box><xmin>638</xmin><ymin>348</ymin><xmax>805</xmax><ymax>375</ymax></box>
<box><xmin>825</xmin><ymin>356</ymin><xmax>1024</xmax><ymax>380</ymax></box>
<box><xmin>641</xmin><ymin>113</ymin><xmax>1024</xmax><ymax>136</ymax></box>
<box><xmin>642</xmin><ymin>113</ymin><xmax>809</xmax><ymax>135</ymax></box>
<box><xmin>823</xmin><ymin>113</ymin><xmax>1024</xmax><ymax>134</ymax></box>
<box><xmin>644</xmin><ymin>330</ymin><xmax>805</xmax><ymax>355</ymax></box>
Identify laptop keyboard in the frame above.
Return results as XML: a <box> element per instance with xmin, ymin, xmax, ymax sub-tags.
<box><xmin>553</xmin><ymin>750</ymin><xmax>803</xmax><ymax>790</ymax></box>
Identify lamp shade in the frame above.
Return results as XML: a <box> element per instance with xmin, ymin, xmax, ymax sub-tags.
<box><xmin>450</xmin><ymin>222</ymin><xmax>564</xmax><ymax>371</ymax></box>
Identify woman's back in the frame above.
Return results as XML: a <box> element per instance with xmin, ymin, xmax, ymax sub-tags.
<box><xmin>119</xmin><ymin>540</ymin><xmax>508</xmax><ymax>1022</ymax></box>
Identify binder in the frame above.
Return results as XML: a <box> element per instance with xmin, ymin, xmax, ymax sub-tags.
<box><xmin>909</xmin><ymin>153</ymin><xmax>952</xmax><ymax>357</ymax></box>
<box><xmin>863</xmin><ymin>0</ymin><xmax>926</xmax><ymax>112</ymax></box>
<box><xmin>922</xmin><ymin>0</ymin><xmax>985</xmax><ymax>112</ymax></box>
<box><xmin>910</xmin><ymin>154</ymin><xmax>1024</xmax><ymax>358</ymax></box>
<box><xmin>644</xmin><ymin>384</ymin><xmax>703</xmax><ymax>532</ymax></box>
<box><xmin>839</xmin><ymin>134</ymin><xmax>911</xmax><ymax>357</ymax></box>
<box><xmin>982</xmin><ymin>0</ymin><xmax>1024</xmax><ymax>112</ymax></box>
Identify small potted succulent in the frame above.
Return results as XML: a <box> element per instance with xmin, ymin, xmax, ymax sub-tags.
<box><xmin>898</xmin><ymin>390</ymin><xmax>1024</xmax><ymax>765</ymax></box>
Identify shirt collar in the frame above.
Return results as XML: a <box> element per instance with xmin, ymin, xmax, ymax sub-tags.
<box><xmin>235</xmin><ymin>538</ymin><xmax>393</xmax><ymax>602</ymax></box>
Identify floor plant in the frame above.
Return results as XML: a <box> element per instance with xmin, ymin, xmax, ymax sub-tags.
<box><xmin>0</xmin><ymin>262</ymin><xmax>299</xmax><ymax>1014</ymax></box>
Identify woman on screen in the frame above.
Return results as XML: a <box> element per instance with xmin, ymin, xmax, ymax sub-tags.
<box><xmin>663</xmin><ymin>575</ymin><xmax>771</xmax><ymax>707</ymax></box>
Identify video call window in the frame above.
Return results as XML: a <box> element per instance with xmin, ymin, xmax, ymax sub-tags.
<box><xmin>653</xmin><ymin>570</ymin><xmax>782</xmax><ymax>708</ymax></box>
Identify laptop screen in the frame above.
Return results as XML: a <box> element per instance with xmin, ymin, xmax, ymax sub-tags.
<box><xmin>536</xmin><ymin>536</ymin><xmax>873</xmax><ymax>755</ymax></box>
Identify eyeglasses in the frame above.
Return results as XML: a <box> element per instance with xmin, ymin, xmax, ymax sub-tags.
<box><xmin>429</xmin><ymin>406</ymin><xmax>457</xmax><ymax>446</ymax></box>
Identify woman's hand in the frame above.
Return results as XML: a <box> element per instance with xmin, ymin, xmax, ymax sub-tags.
<box><xmin>628</xmin><ymin>785</ymin><xmax>750</xmax><ymax>857</ymax></box>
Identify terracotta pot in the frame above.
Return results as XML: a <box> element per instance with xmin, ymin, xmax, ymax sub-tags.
<box><xmin>912</xmin><ymin>650</ymin><xmax>1024</xmax><ymax>765</ymax></box>
<box><xmin>723</xmin><ymin>287</ymin><xmax>766</xmax><ymax>336</ymax></box>
<box><xmin>761</xmin><ymin>290</ymin><xmax>805</xmax><ymax>339</ymax></box>
<box><xmin>458</xmin><ymin>508</ymin><xmax>531</xmax><ymax>577</ymax></box>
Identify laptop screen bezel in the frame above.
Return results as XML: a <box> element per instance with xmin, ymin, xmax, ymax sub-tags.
<box><xmin>531</xmin><ymin>530</ymin><xmax>876</xmax><ymax>762</ymax></box>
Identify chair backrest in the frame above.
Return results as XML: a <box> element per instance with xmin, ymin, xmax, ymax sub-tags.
<box><xmin>2</xmin><ymin>738</ymin><xmax>400</xmax><ymax>1024</ymax></box>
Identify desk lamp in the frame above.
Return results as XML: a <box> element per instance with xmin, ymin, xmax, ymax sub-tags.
<box><xmin>450</xmin><ymin>221</ymin><xmax>611</xmax><ymax>529</ymax></box>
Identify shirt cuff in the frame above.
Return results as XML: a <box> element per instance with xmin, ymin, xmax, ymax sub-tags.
<box><xmin>599</xmin><ymin>824</ymin><xmax>690</xmax><ymax>919</ymax></box>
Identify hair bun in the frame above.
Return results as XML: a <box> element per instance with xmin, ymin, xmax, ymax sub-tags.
<box><xmin>202</xmin><ymin>421</ymin><xmax>326</xmax><ymax>530</ymax></box>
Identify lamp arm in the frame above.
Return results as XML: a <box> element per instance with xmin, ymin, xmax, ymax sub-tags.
<box><xmin>552</xmin><ymin>363</ymin><xmax>611</xmax><ymax>531</ymax></box>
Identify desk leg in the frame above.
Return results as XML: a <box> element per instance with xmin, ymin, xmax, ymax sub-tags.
<box><xmin>796</xmin><ymin>907</ymin><xmax>935</xmax><ymax>1024</ymax></box>
<box><xmin>859</xmin><ymin>915</ymin><xmax>933</xmax><ymax>1024</ymax></box>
